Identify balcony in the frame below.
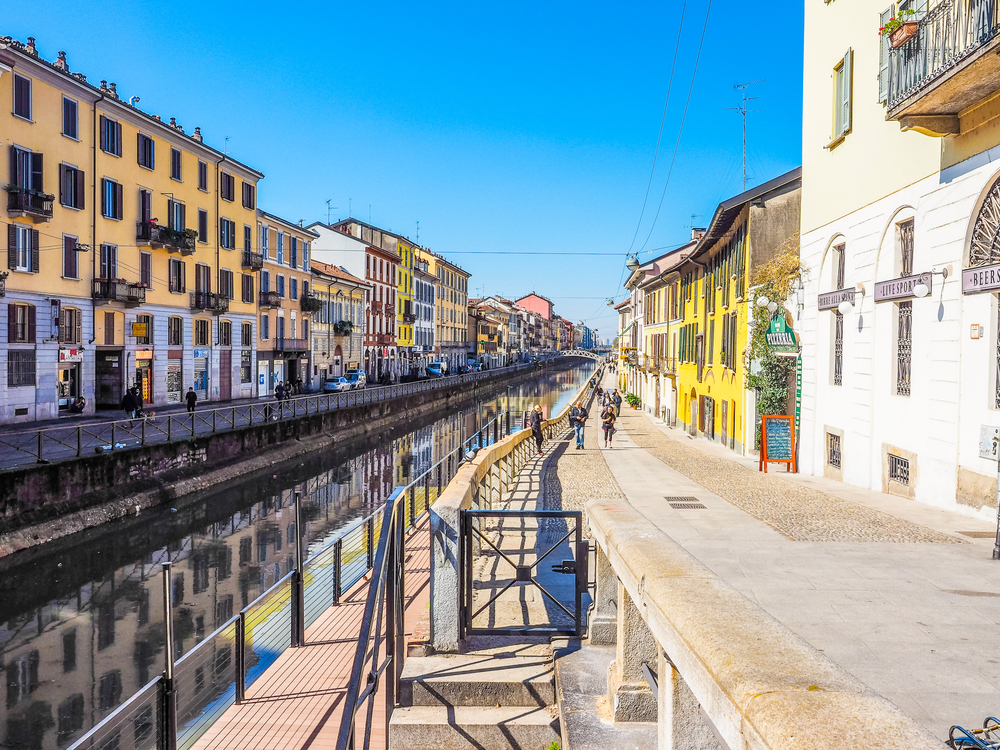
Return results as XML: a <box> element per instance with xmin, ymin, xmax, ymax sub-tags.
<box><xmin>401</xmin><ymin>312</ymin><xmax>416</xmax><ymax>324</ymax></box>
<box><xmin>93</xmin><ymin>278</ymin><xmax>146</xmax><ymax>306</ymax></box>
<box><xmin>886</xmin><ymin>0</ymin><xmax>1000</xmax><ymax>135</ymax></box>
<box><xmin>372</xmin><ymin>333</ymin><xmax>395</xmax><ymax>346</ymax></box>
<box><xmin>136</xmin><ymin>222</ymin><xmax>196</xmax><ymax>254</ymax></box>
<box><xmin>190</xmin><ymin>291</ymin><xmax>230</xmax><ymax>314</ymax></box>
<box><xmin>300</xmin><ymin>293</ymin><xmax>323</xmax><ymax>314</ymax></box>
<box><xmin>259</xmin><ymin>290</ymin><xmax>282</xmax><ymax>308</ymax></box>
<box><xmin>242</xmin><ymin>250</ymin><xmax>264</xmax><ymax>270</ymax></box>
<box><xmin>370</xmin><ymin>301</ymin><xmax>383</xmax><ymax>316</ymax></box>
<box><xmin>7</xmin><ymin>188</ymin><xmax>54</xmax><ymax>222</ymax></box>
<box><xmin>273</xmin><ymin>337</ymin><xmax>308</xmax><ymax>352</ymax></box>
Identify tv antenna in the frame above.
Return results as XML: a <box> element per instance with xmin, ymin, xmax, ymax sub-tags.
<box><xmin>725</xmin><ymin>80</ymin><xmax>763</xmax><ymax>191</ymax></box>
<box><xmin>415</xmin><ymin>220</ymin><xmax>420</xmax><ymax>244</ymax></box>
<box><xmin>325</xmin><ymin>199</ymin><xmax>338</xmax><ymax>225</ymax></box>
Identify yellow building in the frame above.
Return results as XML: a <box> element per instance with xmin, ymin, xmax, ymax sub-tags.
<box><xmin>256</xmin><ymin>211</ymin><xmax>318</xmax><ymax>394</ymax></box>
<box><xmin>415</xmin><ymin>248</ymin><xmax>470</xmax><ymax>372</ymax></box>
<box><xmin>396</xmin><ymin>237</ymin><xmax>416</xmax><ymax>373</ymax></box>
<box><xmin>673</xmin><ymin>170</ymin><xmax>801</xmax><ymax>454</ymax></box>
<box><xmin>1</xmin><ymin>40</ymin><xmax>263</xmax><ymax>420</ymax></box>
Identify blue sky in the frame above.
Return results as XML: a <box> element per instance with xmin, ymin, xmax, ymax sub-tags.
<box><xmin>9</xmin><ymin>0</ymin><xmax>803</xmax><ymax>340</ymax></box>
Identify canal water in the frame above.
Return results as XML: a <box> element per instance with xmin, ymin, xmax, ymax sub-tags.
<box><xmin>0</xmin><ymin>360</ymin><xmax>595</xmax><ymax>750</ymax></box>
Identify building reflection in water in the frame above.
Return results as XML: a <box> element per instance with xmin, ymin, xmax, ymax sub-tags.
<box><xmin>0</xmin><ymin>361</ymin><xmax>594</xmax><ymax>750</ymax></box>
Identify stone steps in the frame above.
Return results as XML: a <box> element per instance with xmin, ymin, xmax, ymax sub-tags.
<box><xmin>388</xmin><ymin>705</ymin><xmax>560</xmax><ymax>750</ymax></box>
<box><xmin>399</xmin><ymin>653</ymin><xmax>555</xmax><ymax>707</ymax></box>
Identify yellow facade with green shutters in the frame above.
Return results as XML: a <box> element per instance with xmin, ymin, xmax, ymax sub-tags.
<box><xmin>396</xmin><ymin>238</ymin><xmax>415</xmax><ymax>356</ymax></box>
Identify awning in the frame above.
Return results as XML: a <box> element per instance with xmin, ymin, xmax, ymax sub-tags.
<box><xmin>619</xmin><ymin>320</ymin><xmax>636</xmax><ymax>337</ymax></box>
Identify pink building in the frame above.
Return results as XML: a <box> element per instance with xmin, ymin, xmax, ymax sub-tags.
<box><xmin>515</xmin><ymin>292</ymin><xmax>553</xmax><ymax>320</ymax></box>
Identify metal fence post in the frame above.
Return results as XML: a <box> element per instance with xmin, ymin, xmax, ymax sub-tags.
<box><xmin>424</xmin><ymin>472</ymin><xmax>430</xmax><ymax>512</ymax></box>
<box><xmin>333</xmin><ymin>538</ymin><xmax>343</xmax><ymax>605</ymax></box>
<box><xmin>366</xmin><ymin>515</ymin><xmax>375</xmax><ymax>571</ymax></box>
<box><xmin>437</xmin><ymin>463</ymin><xmax>442</xmax><ymax>496</ymax></box>
<box><xmin>110</xmin><ymin>421</ymin><xmax>115</xmax><ymax>451</ymax></box>
<box><xmin>161</xmin><ymin>562</ymin><xmax>178</xmax><ymax>750</ymax></box>
<box><xmin>493</xmin><ymin>418</ymin><xmax>498</xmax><ymax>445</ymax></box>
<box><xmin>212</xmin><ymin>409</ymin><xmax>217</xmax><ymax>433</ymax></box>
<box><xmin>235</xmin><ymin>612</ymin><xmax>246</xmax><ymax>704</ymax></box>
<box><xmin>293</xmin><ymin>492</ymin><xmax>305</xmax><ymax>647</ymax></box>
<box><xmin>409</xmin><ymin>485</ymin><xmax>416</xmax><ymax>528</ymax></box>
<box><xmin>76</xmin><ymin>426</ymin><xmax>81</xmax><ymax>457</ymax></box>
<box><xmin>36</xmin><ymin>431</ymin><xmax>42</xmax><ymax>463</ymax></box>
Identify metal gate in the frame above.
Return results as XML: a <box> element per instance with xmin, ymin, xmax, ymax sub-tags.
<box><xmin>461</xmin><ymin>509</ymin><xmax>587</xmax><ymax>637</ymax></box>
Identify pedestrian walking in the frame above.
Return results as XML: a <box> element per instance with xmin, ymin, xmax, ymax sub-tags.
<box><xmin>121</xmin><ymin>388</ymin><xmax>137</xmax><ymax>420</ymax></box>
<box><xmin>185</xmin><ymin>387</ymin><xmax>197</xmax><ymax>414</ymax></box>
<box><xmin>134</xmin><ymin>389</ymin><xmax>145</xmax><ymax>419</ymax></box>
<box><xmin>275</xmin><ymin>381</ymin><xmax>285</xmax><ymax>401</ymax></box>
<box><xmin>529</xmin><ymin>404</ymin><xmax>544</xmax><ymax>456</ymax></box>
<box><xmin>602</xmin><ymin>403</ymin><xmax>617</xmax><ymax>448</ymax></box>
<box><xmin>613</xmin><ymin>389</ymin><xmax>622</xmax><ymax>415</ymax></box>
<box><xmin>570</xmin><ymin>400</ymin><xmax>588</xmax><ymax>450</ymax></box>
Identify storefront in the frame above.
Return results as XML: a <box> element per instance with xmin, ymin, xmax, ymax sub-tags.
<box><xmin>134</xmin><ymin>349</ymin><xmax>153</xmax><ymax>405</ymax></box>
<box><xmin>95</xmin><ymin>349</ymin><xmax>123</xmax><ymax>408</ymax></box>
<box><xmin>166</xmin><ymin>350</ymin><xmax>183</xmax><ymax>405</ymax></box>
<box><xmin>193</xmin><ymin>348</ymin><xmax>209</xmax><ymax>401</ymax></box>
<box><xmin>57</xmin><ymin>348</ymin><xmax>83</xmax><ymax>413</ymax></box>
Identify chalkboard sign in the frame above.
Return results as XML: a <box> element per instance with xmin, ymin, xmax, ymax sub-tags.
<box><xmin>759</xmin><ymin>415</ymin><xmax>796</xmax><ymax>473</ymax></box>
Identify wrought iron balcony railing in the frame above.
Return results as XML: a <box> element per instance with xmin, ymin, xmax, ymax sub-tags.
<box><xmin>272</xmin><ymin>337</ymin><xmax>308</xmax><ymax>351</ymax></box>
<box><xmin>7</xmin><ymin>188</ymin><xmax>54</xmax><ymax>220</ymax></box>
<box><xmin>190</xmin><ymin>291</ymin><xmax>230</xmax><ymax>314</ymax></box>
<box><xmin>300</xmin><ymin>294</ymin><xmax>323</xmax><ymax>314</ymax></box>
<box><xmin>93</xmin><ymin>278</ymin><xmax>146</xmax><ymax>306</ymax></box>
<box><xmin>259</xmin><ymin>290</ymin><xmax>282</xmax><ymax>308</ymax></box>
<box><xmin>136</xmin><ymin>222</ymin><xmax>196</xmax><ymax>254</ymax></box>
<box><xmin>242</xmin><ymin>250</ymin><xmax>264</xmax><ymax>270</ymax></box>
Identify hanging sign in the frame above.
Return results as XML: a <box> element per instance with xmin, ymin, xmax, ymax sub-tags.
<box><xmin>759</xmin><ymin>414</ymin><xmax>796</xmax><ymax>473</ymax></box>
<box><xmin>874</xmin><ymin>272</ymin><xmax>932</xmax><ymax>302</ymax></box>
<box><xmin>131</xmin><ymin>322</ymin><xmax>147</xmax><ymax>338</ymax></box>
<box><xmin>765</xmin><ymin>316</ymin><xmax>798</xmax><ymax>354</ymax></box>
<box><xmin>963</xmin><ymin>263</ymin><xmax>1000</xmax><ymax>295</ymax></box>
<box><xmin>818</xmin><ymin>288</ymin><xmax>855</xmax><ymax>310</ymax></box>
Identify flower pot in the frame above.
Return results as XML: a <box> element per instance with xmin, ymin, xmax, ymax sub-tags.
<box><xmin>889</xmin><ymin>21</ymin><xmax>918</xmax><ymax>48</ymax></box>
<box><xmin>631</xmin><ymin>404</ymin><xmax>638</xmax><ymax>410</ymax></box>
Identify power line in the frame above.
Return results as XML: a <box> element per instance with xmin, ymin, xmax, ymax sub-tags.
<box><xmin>725</xmin><ymin>80</ymin><xmax>763</xmax><ymax>192</ymax></box>
<box><xmin>637</xmin><ymin>0</ymin><xmax>713</xmax><ymax>255</ymax></box>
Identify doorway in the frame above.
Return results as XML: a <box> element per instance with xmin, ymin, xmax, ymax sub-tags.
<box><xmin>95</xmin><ymin>350</ymin><xmax>123</xmax><ymax>408</ymax></box>
<box><xmin>57</xmin><ymin>364</ymin><xmax>79</xmax><ymax>412</ymax></box>
<box><xmin>219</xmin><ymin>349</ymin><xmax>232</xmax><ymax>401</ymax></box>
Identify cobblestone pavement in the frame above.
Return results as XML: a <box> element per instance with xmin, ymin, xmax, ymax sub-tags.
<box><xmin>614</xmin><ymin>410</ymin><xmax>961</xmax><ymax>544</ymax></box>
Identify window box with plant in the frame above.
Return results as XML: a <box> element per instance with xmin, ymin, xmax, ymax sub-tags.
<box><xmin>333</xmin><ymin>320</ymin><xmax>354</xmax><ymax>336</ymax></box>
<box><xmin>880</xmin><ymin>8</ymin><xmax>917</xmax><ymax>49</ymax></box>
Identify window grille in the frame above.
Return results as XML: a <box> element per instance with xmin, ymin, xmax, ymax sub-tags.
<box><xmin>8</xmin><ymin>349</ymin><xmax>35</xmax><ymax>387</ymax></box>
<box><xmin>835</xmin><ymin>243</ymin><xmax>846</xmax><ymax>288</ymax></box>
<box><xmin>834</xmin><ymin>312</ymin><xmax>844</xmax><ymax>386</ymax></box>
<box><xmin>897</xmin><ymin>301</ymin><xmax>912</xmax><ymax>396</ymax></box>
<box><xmin>899</xmin><ymin>220</ymin><xmax>914</xmax><ymax>276</ymax></box>
<box><xmin>827</xmin><ymin>433</ymin><xmax>842</xmax><ymax>468</ymax></box>
<box><xmin>888</xmin><ymin>454</ymin><xmax>910</xmax><ymax>485</ymax></box>
<box><xmin>996</xmin><ymin>301</ymin><xmax>1000</xmax><ymax>409</ymax></box>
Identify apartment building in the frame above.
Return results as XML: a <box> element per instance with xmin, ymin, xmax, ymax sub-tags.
<box><xmin>413</xmin><ymin>258</ymin><xmax>435</xmax><ymax>376</ymax></box>
<box><xmin>309</xmin><ymin>260</ymin><xmax>368</xmax><ymax>382</ymax></box>
<box><xmin>415</xmin><ymin>248</ymin><xmax>470</xmax><ymax>372</ymax></box>
<box><xmin>1</xmin><ymin>39</ymin><xmax>263</xmax><ymax>421</ymax></box>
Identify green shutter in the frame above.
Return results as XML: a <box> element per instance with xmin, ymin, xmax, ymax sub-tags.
<box><xmin>842</xmin><ymin>49</ymin><xmax>853</xmax><ymax>136</ymax></box>
<box><xmin>879</xmin><ymin>8</ymin><xmax>892</xmax><ymax>103</ymax></box>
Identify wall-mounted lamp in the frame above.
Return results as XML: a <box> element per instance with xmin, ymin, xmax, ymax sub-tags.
<box><xmin>756</xmin><ymin>295</ymin><xmax>770</xmax><ymax>308</ymax></box>
<box><xmin>912</xmin><ymin>268</ymin><xmax>949</xmax><ymax>298</ymax></box>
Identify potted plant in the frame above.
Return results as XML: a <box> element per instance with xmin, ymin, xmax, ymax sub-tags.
<box><xmin>880</xmin><ymin>8</ymin><xmax>917</xmax><ymax>48</ymax></box>
<box><xmin>625</xmin><ymin>393</ymin><xmax>641</xmax><ymax>410</ymax></box>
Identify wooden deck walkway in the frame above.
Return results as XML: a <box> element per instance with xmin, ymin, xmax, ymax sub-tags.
<box><xmin>192</xmin><ymin>519</ymin><xmax>431</xmax><ymax>750</ymax></box>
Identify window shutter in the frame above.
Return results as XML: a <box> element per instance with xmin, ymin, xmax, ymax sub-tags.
<box><xmin>879</xmin><ymin>8</ymin><xmax>892</xmax><ymax>103</ymax></box>
<box><xmin>58</xmin><ymin>308</ymin><xmax>66</xmax><ymax>343</ymax></box>
<box><xmin>101</xmin><ymin>179</ymin><xmax>107</xmax><ymax>217</ymax></box>
<box><xmin>7</xmin><ymin>304</ymin><xmax>14</xmax><ymax>342</ymax></box>
<box><xmin>9</xmin><ymin>145</ymin><xmax>18</xmax><ymax>185</ymax></box>
<box><xmin>7</xmin><ymin>224</ymin><xmax>16</xmax><ymax>269</ymax></box>
<box><xmin>64</xmin><ymin>236</ymin><xmax>77</xmax><ymax>279</ymax></box>
<box><xmin>167</xmin><ymin>198</ymin><xmax>175</xmax><ymax>228</ymax></box>
<box><xmin>31</xmin><ymin>153</ymin><xmax>43</xmax><ymax>192</ymax></box>
<box><xmin>115</xmin><ymin>121</ymin><xmax>122</xmax><ymax>154</ymax></box>
<box><xmin>137</xmin><ymin>133</ymin><xmax>142</xmax><ymax>164</ymax></box>
<box><xmin>27</xmin><ymin>305</ymin><xmax>36</xmax><ymax>343</ymax></box>
<box><xmin>115</xmin><ymin>182</ymin><xmax>123</xmax><ymax>219</ymax></box>
<box><xmin>30</xmin><ymin>229</ymin><xmax>40</xmax><ymax>273</ymax></box>
<box><xmin>100</xmin><ymin>115</ymin><xmax>107</xmax><ymax>151</ymax></box>
<box><xmin>181</xmin><ymin>262</ymin><xmax>187</xmax><ymax>293</ymax></box>
<box><xmin>842</xmin><ymin>49</ymin><xmax>853</xmax><ymax>136</ymax></box>
<box><xmin>180</xmin><ymin>203</ymin><xmax>186</xmax><ymax>231</ymax></box>
<box><xmin>76</xmin><ymin>168</ymin><xmax>85</xmax><ymax>210</ymax></box>
<box><xmin>60</xmin><ymin>164</ymin><xmax>68</xmax><ymax>205</ymax></box>
<box><xmin>75</xmin><ymin>309</ymin><xmax>82</xmax><ymax>345</ymax></box>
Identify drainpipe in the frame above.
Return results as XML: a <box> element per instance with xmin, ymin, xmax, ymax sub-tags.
<box><xmin>213</xmin><ymin>155</ymin><xmax>225</xmax><ymax>401</ymax></box>
<box><xmin>92</xmin><ymin>93</ymin><xmax>105</xmax><ymax>407</ymax></box>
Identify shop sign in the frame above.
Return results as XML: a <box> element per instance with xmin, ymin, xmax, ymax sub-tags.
<box><xmin>874</xmin><ymin>272</ymin><xmax>932</xmax><ymax>302</ymax></box>
<box><xmin>131</xmin><ymin>322</ymin><xmax>147</xmax><ymax>338</ymax></box>
<box><xmin>194</xmin><ymin>348</ymin><xmax>209</xmax><ymax>359</ymax></box>
<box><xmin>818</xmin><ymin>288</ymin><xmax>855</xmax><ymax>311</ymax></box>
<box><xmin>963</xmin><ymin>263</ymin><xmax>1000</xmax><ymax>295</ymax></box>
<box><xmin>980</xmin><ymin>425</ymin><xmax>1000</xmax><ymax>461</ymax></box>
<box><xmin>59</xmin><ymin>348</ymin><xmax>83</xmax><ymax>363</ymax></box>
<box><xmin>765</xmin><ymin>315</ymin><xmax>798</xmax><ymax>354</ymax></box>
<box><xmin>135</xmin><ymin>349</ymin><xmax>153</xmax><ymax>359</ymax></box>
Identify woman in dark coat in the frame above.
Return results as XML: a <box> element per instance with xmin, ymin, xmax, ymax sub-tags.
<box><xmin>529</xmin><ymin>404</ymin><xmax>544</xmax><ymax>456</ymax></box>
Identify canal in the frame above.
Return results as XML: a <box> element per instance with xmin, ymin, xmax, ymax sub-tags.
<box><xmin>0</xmin><ymin>360</ymin><xmax>595</xmax><ymax>750</ymax></box>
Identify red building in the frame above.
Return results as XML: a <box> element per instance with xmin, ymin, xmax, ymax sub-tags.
<box><xmin>364</xmin><ymin>245</ymin><xmax>400</xmax><ymax>381</ymax></box>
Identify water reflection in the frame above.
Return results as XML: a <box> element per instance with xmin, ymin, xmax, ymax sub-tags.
<box><xmin>0</xmin><ymin>361</ymin><xmax>594</xmax><ymax>750</ymax></box>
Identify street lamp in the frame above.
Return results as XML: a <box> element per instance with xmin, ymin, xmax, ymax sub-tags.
<box><xmin>756</xmin><ymin>295</ymin><xmax>770</xmax><ymax>308</ymax></box>
<box><xmin>625</xmin><ymin>255</ymin><xmax>640</xmax><ymax>272</ymax></box>
<box><xmin>837</xmin><ymin>299</ymin><xmax>853</xmax><ymax>315</ymax></box>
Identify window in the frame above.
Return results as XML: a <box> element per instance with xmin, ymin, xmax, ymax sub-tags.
<box><xmin>277</xmin><ymin>233</ymin><xmax>284</xmax><ymax>265</ymax></box>
<box><xmin>103</xmin><ymin>311</ymin><xmax>115</xmax><ymax>345</ymax></box>
<box><xmin>241</xmin><ymin>321</ymin><xmax>252</xmax><ymax>347</ymax></box>
<box><xmin>290</xmin><ymin>277</ymin><xmax>298</xmax><ymax>300</ymax></box>
<box><xmin>168</xmin><ymin>316</ymin><xmax>183</xmax><ymax>345</ymax></box>
<box><xmin>195</xmin><ymin>263</ymin><xmax>211</xmax><ymax>294</ymax></box>
<box><xmin>10</xmin><ymin>145</ymin><xmax>43</xmax><ymax>192</ymax></box>
<box><xmin>171</xmin><ymin>148</ymin><xmax>182</xmax><ymax>180</ymax></box>
<box><xmin>261</xmin><ymin>226</ymin><xmax>270</xmax><ymax>257</ymax></box>
<box><xmin>134</xmin><ymin>314</ymin><xmax>152</xmax><ymax>345</ymax></box>
<box><xmin>244</xmin><ymin>225</ymin><xmax>252</xmax><ymax>253</ymax></box>
<box><xmin>832</xmin><ymin>49</ymin><xmax>853</xmax><ymax>142</ymax></box>
<box><xmin>220</xmin><ymin>320</ymin><xmax>232</xmax><ymax>346</ymax></box>
<box><xmin>220</xmin><ymin>172</ymin><xmax>235</xmax><ymax>201</ymax></box>
<box><xmin>100</xmin><ymin>243</ymin><xmax>117</xmax><ymax>279</ymax></box>
<box><xmin>198</xmin><ymin>209</ymin><xmax>208</xmax><ymax>243</ymax></box>
<box><xmin>8</xmin><ymin>224</ymin><xmax>40</xmax><ymax>273</ymax></box>
<box><xmin>898</xmin><ymin>219</ymin><xmax>914</xmax><ymax>276</ymax></box>
<box><xmin>194</xmin><ymin>319</ymin><xmax>210</xmax><ymax>346</ymax></box>
<box><xmin>260</xmin><ymin>313</ymin><xmax>270</xmax><ymax>339</ymax></box>
<box><xmin>140</xmin><ymin>252</ymin><xmax>152</xmax><ymax>288</ymax></box>
<box><xmin>169</xmin><ymin>258</ymin><xmax>186</xmax><ymax>293</ymax></box>
<box><xmin>888</xmin><ymin>453</ymin><xmax>910</xmax><ymax>485</ymax></box>
<box><xmin>100</xmin><ymin>115</ymin><xmax>122</xmax><ymax>156</ymax></box>
<box><xmin>896</xmin><ymin>301</ymin><xmax>912</xmax><ymax>396</ymax></box>
<box><xmin>63</xmin><ymin>235</ymin><xmax>79</xmax><ymax>279</ymax></box>
<box><xmin>220</xmin><ymin>269</ymin><xmax>234</xmax><ymax>300</ymax></box>
<box><xmin>198</xmin><ymin>160</ymin><xmax>208</xmax><ymax>190</ymax></box>
<box><xmin>290</xmin><ymin>238</ymin><xmax>298</xmax><ymax>269</ymax></box>
<box><xmin>59</xmin><ymin>307</ymin><xmax>83</xmax><ymax>344</ymax></box>
<box><xmin>59</xmin><ymin>164</ymin><xmax>85</xmax><ymax>210</ymax></box>
<box><xmin>242</xmin><ymin>182</ymin><xmax>255</xmax><ymax>209</ymax></box>
<box><xmin>12</xmin><ymin>73</ymin><xmax>31</xmax><ymax>119</ymax></box>
<box><xmin>98</xmin><ymin>671</ymin><xmax>122</xmax><ymax>711</ymax></box>
<box><xmin>62</xmin><ymin>97</ymin><xmax>78</xmax><ymax>138</ymax></box>
<box><xmin>261</xmin><ymin>270</ymin><xmax>270</xmax><ymax>293</ymax></box>
<box><xmin>168</xmin><ymin>199</ymin><xmax>186</xmax><ymax>232</ymax></box>
<box><xmin>137</xmin><ymin>133</ymin><xmax>155</xmax><ymax>169</ymax></box>
<box><xmin>220</xmin><ymin>218</ymin><xmax>235</xmax><ymax>249</ymax></box>
<box><xmin>101</xmin><ymin>178</ymin><xmax>123</xmax><ymax>220</ymax></box>
<box><xmin>8</xmin><ymin>348</ymin><xmax>35</xmax><ymax>387</ymax></box>
<box><xmin>277</xmin><ymin>275</ymin><xmax>285</xmax><ymax>298</ymax></box>
<box><xmin>833</xmin><ymin>243</ymin><xmax>845</xmax><ymax>387</ymax></box>
<box><xmin>240</xmin><ymin>349</ymin><xmax>252</xmax><ymax>383</ymax></box>
<box><xmin>242</xmin><ymin>273</ymin><xmax>255</xmax><ymax>303</ymax></box>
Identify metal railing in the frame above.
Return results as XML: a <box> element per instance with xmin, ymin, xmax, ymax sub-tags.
<box><xmin>92</xmin><ymin>278</ymin><xmax>147</xmax><ymax>306</ymax></box>
<box><xmin>0</xmin><ymin>363</ymin><xmax>532</xmax><ymax>473</ymax></box>
<box><xmin>136</xmin><ymin>222</ymin><xmax>196</xmax><ymax>254</ymax></box>
<box><xmin>66</xmin><ymin>416</ymin><xmax>509</xmax><ymax>750</ymax></box>
<box><xmin>241</xmin><ymin>250</ymin><xmax>264</xmax><ymax>270</ymax></box>
<box><xmin>888</xmin><ymin>0</ymin><xmax>1000</xmax><ymax>109</ymax></box>
<box><xmin>259</xmin><ymin>290</ymin><xmax>281</xmax><ymax>308</ymax></box>
<box><xmin>7</xmin><ymin>188</ymin><xmax>54</xmax><ymax>218</ymax></box>
<box><xmin>189</xmin><ymin>291</ymin><xmax>229</xmax><ymax>314</ymax></box>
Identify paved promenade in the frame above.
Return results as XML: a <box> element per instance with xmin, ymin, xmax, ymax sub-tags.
<box><xmin>563</xmin><ymin>372</ymin><xmax>1000</xmax><ymax>739</ymax></box>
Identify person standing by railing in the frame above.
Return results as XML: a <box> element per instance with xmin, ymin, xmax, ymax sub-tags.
<box><xmin>530</xmin><ymin>404</ymin><xmax>544</xmax><ymax>456</ymax></box>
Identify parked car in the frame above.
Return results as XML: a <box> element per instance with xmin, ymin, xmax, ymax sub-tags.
<box><xmin>426</xmin><ymin>363</ymin><xmax>445</xmax><ymax>378</ymax></box>
<box><xmin>323</xmin><ymin>377</ymin><xmax>350</xmax><ymax>393</ymax></box>
<box><xmin>345</xmin><ymin>370</ymin><xmax>367</xmax><ymax>389</ymax></box>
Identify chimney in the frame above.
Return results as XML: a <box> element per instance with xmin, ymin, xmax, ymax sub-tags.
<box><xmin>55</xmin><ymin>51</ymin><xmax>68</xmax><ymax>71</ymax></box>
<box><xmin>192</xmin><ymin>127</ymin><xmax>203</xmax><ymax>142</ymax></box>
<box><xmin>108</xmin><ymin>83</ymin><xmax>119</xmax><ymax>100</ymax></box>
<box><xmin>691</xmin><ymin>227</ymin><xmax>706</xmax><ymax>241</ymax></box>
<box><xmin>169</xmin><ymin>117</ymin><xmax>177</xmax><ymax>128</ymax></box>
<box><xmin>99</xmin><ymin>80</ymin><xmax>109</xmax><ymax>93</ymax></box>
<box><xmin>26</xmin><ymin>37</ymin><xmax>36</xmax><ymax>55</ymax></box>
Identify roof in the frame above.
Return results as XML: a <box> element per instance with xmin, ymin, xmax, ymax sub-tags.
<box><xmin>0</xmin><ymin>39</ymin><xmax>264</xmax><ymax>179</ymax></box>
<box><xmin>516</xmin><ymin>292</ymin><xmax>553</xmax><ymax>305</ymax></box>
<box><xmin>258</xmin><ymin>210</ymin><xmax>320</xmax><ymax>237</ymax></box>
<box><xmin>331</xmin><ymin>217</ymin><xmax>419</xmax><ymax>248</ymax></box>
<box><xmin>615</xmin><ymin>300</ymin><xmax>631</xmax><ymax>311</ymax></box>
<box><xmin>310</xmin><ymin>260</ymin><xmax>369</xmax><ymax>286</ymax></box>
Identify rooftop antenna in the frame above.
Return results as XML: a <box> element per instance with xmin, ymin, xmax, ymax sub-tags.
<box><xmin>415</xmin><ymin>220</ymin><xmax>420</xmax><ymax>244</ymax></box>
<box><xmin>368</xmin><ymin>204</ymin><xmax>372</xmax><ymax>224</ymax></box>
<box><xmin>224</xmin><ymin>136</ymin><xmax>230</xmax><ymax>155</ymax></box>
<box><xmin>325</xmin><ymin>199</ymin><xmax>337</xmax><ymax>225</ymax></box>
<box><xmin>349</xmin><ymin>198</ymin><xmax>352</xmax><ymax>217</ymax></box>
<box><xmin>725</xmin><ymin>80</ymin><xmax>763</xmax><ymax>191</ymax></box>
